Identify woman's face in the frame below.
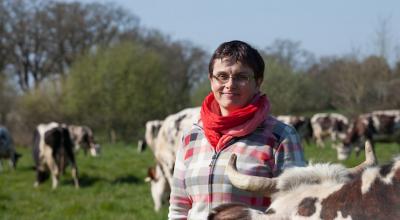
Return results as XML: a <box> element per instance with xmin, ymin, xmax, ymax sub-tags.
<box><xmin>209</xmin><ymin>57</ymin><xmax>261</xmax><ymax>116</ymax></box>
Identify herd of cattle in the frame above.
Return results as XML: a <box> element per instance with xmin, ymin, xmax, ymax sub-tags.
<box><xmin>141</xmin><ymin>108</ymin><xmax>400</xmax><ymax>214</ymax></box>
<box><xmin>1</xmin><ymin>108</ymin><xmax>399</xmax><ymax>217</ymax></box>
<box><xmin>0</xmin><ymin>122</ymin><xmax>99</xmax><ymax>189</ymax></box>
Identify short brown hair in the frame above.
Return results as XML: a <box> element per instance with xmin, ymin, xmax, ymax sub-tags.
<box><xmin>208</xmin><ymin>40</ymin><xmax>265</xmax><ymax>81</ymax></box>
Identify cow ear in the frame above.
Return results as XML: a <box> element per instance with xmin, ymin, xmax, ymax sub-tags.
<box><xmin>147</xmin><ymin>167</ymin><xmax>156</xmax><ymax>180</ymax></box>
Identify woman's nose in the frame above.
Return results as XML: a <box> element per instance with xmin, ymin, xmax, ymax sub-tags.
<box><xmin>224</xmin><ymin>77</ymin><xmax>237</xmax><ymax>88</ymax></box>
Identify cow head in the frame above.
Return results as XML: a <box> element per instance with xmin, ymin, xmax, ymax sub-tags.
<box><xmin>82</xmin><ymin>127</ymin><xmax>100</xmax><ymax>157</ymax></box>
<box><xmin>88</xmin><ymin>141</ymin><xmax>100</xmax><ymax>157</ymax></box>
<box><xmin>145</xmin><ymin>163</ymin><xmax>170</xmax><ymax>212</ymax></box>
<box><xmin>337</xmin><ymin>115</ymin><xmax>376</xmax><ymax>160</ymax></box>
<box><xmin>11</xmin><ymin>152</ymin><xmax>22</xmax><ymax>169</ymax></box>
<box><xmin>67</xmin><ymin>125</ymin><xmax>100</xmax><ymax>157</ymax></box>
<box><xmin>209</xmin><ymin>141</ymin><xmax>377</xmax><ymax>219</ymax></box>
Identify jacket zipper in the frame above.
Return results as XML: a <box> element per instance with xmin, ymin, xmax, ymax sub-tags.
<box><xmin>208</xmin><ymin>151</ymin><xmax>219</xmax><ymax>211</ymax></box>
<box><xmin>207</xmin><ymin>138</ymin><xmax>237</xmax><ymax>212</ymax></box>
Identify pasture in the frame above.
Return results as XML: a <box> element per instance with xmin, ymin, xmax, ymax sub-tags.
<box><xmin>1</xmin><ymin>142</ymin><xmax>399</xmax><ymax>220</ymax></box>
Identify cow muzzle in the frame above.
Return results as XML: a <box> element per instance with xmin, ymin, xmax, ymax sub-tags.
<box><xmin>90</xmin><ymin>144</ymin><xmax>101</xmax><ymax>156</ymax></box>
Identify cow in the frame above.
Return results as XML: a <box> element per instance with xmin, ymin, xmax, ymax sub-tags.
<box><xmin>208</xmin><ymin>141</ymin><xmax>400</xmax><ymax>220</ymax></box>
<box><xmin>68</xmin><ymin>125</ymin><xmax>100</xmax><ymax>157</ymax></box>
<box><xmin>145</xmin><ymin>107</ymin><xmax>200</xmax><ymax>211</ymax></box>
<box><xmin>0</xmin><ymin>126</ymin><xmax>21</xmax><ymax>170</ymax></box>
<box><xmin>33</xmin><ymin>122</ymin><xmax>79</xmax><ymax>189</ymax></box>
<box><xmin>276</xmin><ymin>115</ymin><xmax>313</xmax><ymax>144</ymax></box>
<box><xmin>310</xmin><ymin>113</ymin><xmax>349</xmax><ymax>148</ymax></box>
<box><xmin>152</xmin><ymin>107</ymin><xmax>200</xmax><ymax>185</ymax></box>
<box><xmin>337</xmin><ymin>110</ymin><xmax>400</xmax><ymax>160</ymax></box>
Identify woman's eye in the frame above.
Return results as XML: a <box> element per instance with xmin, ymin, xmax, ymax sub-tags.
<box><xmin>218</xmin><ymin>75</ymin><xmax>229</xmax><ymax>80</ymax></box>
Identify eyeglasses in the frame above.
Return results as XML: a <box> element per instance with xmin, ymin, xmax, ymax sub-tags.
<box><xmin>212</xmin><ymin>73</ymin><xmax>253</xmax><ymax>86</ymax></box>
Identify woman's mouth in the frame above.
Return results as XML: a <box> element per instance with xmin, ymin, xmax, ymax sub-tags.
<box><xmin>221</xmin><ymin>92</ymin><xmax>238</xmax><ymax>97</ymax></box>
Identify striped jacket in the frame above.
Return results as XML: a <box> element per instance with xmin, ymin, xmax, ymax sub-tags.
<box><xmin>168</xmin><ymin>115</ymin><xmax>306</xmax><ymax>220</ymax></box>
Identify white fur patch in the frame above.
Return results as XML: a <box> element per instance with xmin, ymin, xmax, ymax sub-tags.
<box><xmin>380</xmin><ymin>160</ymin><xmax>400</xmax><ymax>184</ymax></box>
<box><xmin>277</xmin><ymin>163</ymin><xmax>350</xmax><ymax>192</ymax></box>
<box><xmin>361</xmin><ymin>159</ymin><xmax>400</xmax><ymax>194</ymax></box>
<box><xmin>361</xmin><ymin>167</ymin><xmax>379</xmax><ymax>194</ymax></box>
<box><xmin>334</xmin><ymin>211</ymin><xmax>353</xmax><ymax>220</ymax></box>
<box><xmin>248</xmin><ymin>208</ymin><xmax>268</xmax><ymax>220</ymax></box>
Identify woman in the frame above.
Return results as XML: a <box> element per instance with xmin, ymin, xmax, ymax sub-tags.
<box><xmin>168</xmin><ymin>40</ymin><xmax>306</xmax><ymax>220</ymax></box>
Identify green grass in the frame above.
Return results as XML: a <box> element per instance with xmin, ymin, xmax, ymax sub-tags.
<box><xmin>0</xmin><ymin>142</ymin><xmax>399</xmax><ymax>220</ymax></box>
<box><xmin>0</xmin><ymin>143</ymin><xmax>168</xmax><ymax>220</ymax></box>
<box><xmin>303</xmin><ymin>141</ymin><xmax>400</xmax><ymax>167</ymax></box>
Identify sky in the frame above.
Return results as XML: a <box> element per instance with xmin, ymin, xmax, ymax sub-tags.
<box><xmin>67</xmin><ymin>0</ymin><xmax>400</xmax><ymax>61</ymax></box>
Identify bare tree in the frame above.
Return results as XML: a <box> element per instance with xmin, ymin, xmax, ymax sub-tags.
<box><xmin>373</xmin><ymin>16</ymin><xmax>393</xmax><ymax>61</ymax></box>
<box><xmin>0</xmin><ymin>0</ymin><xmax>139</xmax><ymax>92</ymax></box>
<box><xmin>264</xmin><ymin>39</ymin><xmax>315</xmax><ymax>71</ymax></box>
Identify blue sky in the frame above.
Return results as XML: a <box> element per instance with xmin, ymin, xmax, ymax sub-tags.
<box><xmin>68</xmin><ymin>0</ymin><xmax>400</xmax><ymax>60</ymax></box>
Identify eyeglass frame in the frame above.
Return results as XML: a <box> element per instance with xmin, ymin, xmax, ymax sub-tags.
<box><xmin>211</xmin><ymin>73</ymin><xmax>255</xmax><ymax>86</ymax></box>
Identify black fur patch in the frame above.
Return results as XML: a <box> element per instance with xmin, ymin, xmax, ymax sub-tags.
<box><xmin>32</xmin><ymin>129</ymin><xmax>41</xmax><ymax>166</ymax></box>
<box><xmin>379</xmin><ymin>162</ymin><xmax>394</xmax><ymax>177</ymax></box>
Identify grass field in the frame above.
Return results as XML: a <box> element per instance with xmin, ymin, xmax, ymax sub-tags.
<box><xmin>0</xmin><ymin>142</ymin><xmax>399</xmax><ymax>220</ymax></box>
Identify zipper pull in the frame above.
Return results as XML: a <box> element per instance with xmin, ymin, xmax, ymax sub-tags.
<box><xmin>209</xmin><ymin>154</ymin><xmax>217</xmax><ymax>167</ymax></box>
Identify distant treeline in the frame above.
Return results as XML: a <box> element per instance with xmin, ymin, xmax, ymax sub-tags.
<box><xmin>0</xmin><ymin>0</ymin><xmax>399</xmax><ymax>145</ymax></box>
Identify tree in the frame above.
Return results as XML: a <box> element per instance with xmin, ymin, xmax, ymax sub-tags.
<box><xmin>0</xmin><ymin>75</ymin><xmax>17</xmax><ymax>124</ymax></box>
<box><xmin>0</xmin><ymin>0</ymin><xmax>139</xmax><ymax>91</ymax></box>
<box><xmin>373</xmin><ymin>17</ymin><xmax>393</xmax><ymax>60</ymax></box>
<box><xmin>264</xmin><ymin>39</ymin><xmax>315</xmax><ymax>71</ymax></box>
<box><xmin>138</xmin><ymin>30</ymin><xmax>207</xmax><ymax>111</ymax></box>
<box><xmin>63</xmin><ymin>41</ymin><xmax>200</xmax><ymax>142</ymax></box>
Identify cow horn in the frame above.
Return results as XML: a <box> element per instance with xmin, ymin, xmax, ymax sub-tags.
<box><xmin>226</xmin><ymin>154</ymin><xmax>278</xmax><ymax>196</ymax></box>
<box><xmin>348</xmin><ymin>140</ymin><xmax>377</xmax><ymax>175</ymax></box>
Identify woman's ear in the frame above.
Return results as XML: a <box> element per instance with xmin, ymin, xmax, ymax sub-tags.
<box><xmin>208</xmin><ymin>74</ymin><xmax>213</xmax><ymax>82</ymax></box>
<box><xmin>255</xmin><ymin>78</ymin><xmax>263</xmax><ymax>89</ymax></box>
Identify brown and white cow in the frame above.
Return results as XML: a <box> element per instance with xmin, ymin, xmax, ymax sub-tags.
<box><xmin>33</xmin><ymin>122</ymin><xmax>79</xmax><ymax>189</ymax></box>
<box><xmin>144</xmin><ymin>163</ymin><xmax>170</xmax><ymax>212</ymax></box>
<box><xmin>209</xmin><ymin>141</ymin><xmax>400</xmax><ymax>220</ymax></box>
<box><xmin>337</xmin><ymin>110</ymin><xmax>400</xmax><ymax>160</ymax></box>
<box><xmin>145</xmin><ymin>107</ymin><xmax>200</xmax><ymax>212</ymax></box>
<box><xmin>0</xmin><ymin>126</ymin><xmax>21</xmax><ymax>170</ymax></box>
<box><xmin>68</xmin><ymin>125</ymin><xmax>100</xmax><ymax>157</ymax></box>
<box><xmin>276</xmin><ymin>115</ymin><xmax>313</xmax><ymax>144</ymax></box>
<box><xmin>311</xmin><ymin>113</ymin><xmax>349</xmax><ymax>148</ymax></box>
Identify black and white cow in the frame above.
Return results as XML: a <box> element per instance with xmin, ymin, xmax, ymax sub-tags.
<box><xmin>310</xmin><ymin>113</ymin><xmax>349</xmax><ymax>148</ymax></box>
<box><xmin>145</xmin><ymin>107</ymin><xmax>200</xmax><ymax>212</ymax></box>
<box><xmin>33</xmin><ymin>122</ymin><xmax>79</xmax><ymax>189</ymax></box>
<box><xmin>337</xmin><ymin>109</ymin><xmax>400</xmax><ymax>160</ymax></box>
<box><xmin>0</xmin><ymin>126</ymin><xmax>21</xmax><ymax>170</ymax></box>
<box><xmin>68</xmin><ymin>125</ymin><xmax>100</xmax><ymax>157</ymax></box>
<box><xmin>209</xmin><ymin>141</ymin><xmax>400</xmax><ymax>220</ymax></box>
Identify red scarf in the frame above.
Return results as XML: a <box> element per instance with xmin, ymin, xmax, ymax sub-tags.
<box><xmin>200</xmin><ymin>92</ymin><xmax>270</xmax><ymax>151</ymax></box>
